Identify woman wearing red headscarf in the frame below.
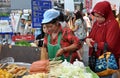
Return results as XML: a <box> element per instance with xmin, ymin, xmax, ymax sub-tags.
<box><xmin>86</xmin><ymin>1</ymin><xmax>120</xmax><ymax>69</ymax></box>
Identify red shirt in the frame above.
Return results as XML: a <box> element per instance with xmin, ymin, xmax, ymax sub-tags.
<box><xmin>43</xmin><ymin>26</ymin><xmax>81</xmax><ymax>62</ymax></box>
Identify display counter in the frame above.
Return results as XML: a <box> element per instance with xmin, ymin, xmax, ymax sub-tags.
<box><xmin>0</xmin><ymin>45</ymin><xmax>40</xmax><ymax>63</ymax></box>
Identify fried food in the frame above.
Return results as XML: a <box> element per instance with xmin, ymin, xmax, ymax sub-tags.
<box><xmin>0</xmin><ymin>69</ymin><xmax>13</xmax><ymax>78</ymax></box>
<box><xmin>5</xmin><ymin>64</ymin><xmax>28</xmax><ymax>77</ymax></box>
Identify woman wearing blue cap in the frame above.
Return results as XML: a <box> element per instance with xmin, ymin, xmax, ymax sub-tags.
<box><xmin>42</xmin><ymin>9</ymin><xmax>82</xmax><ymax>63</ymax></box>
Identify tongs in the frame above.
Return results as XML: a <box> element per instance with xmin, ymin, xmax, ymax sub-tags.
<box><xmin>49</xmin><ymin>57</ymin><xmax>62</xmax><ymax>66</ymax></box>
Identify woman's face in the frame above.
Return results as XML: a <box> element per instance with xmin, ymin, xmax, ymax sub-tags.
<box><xmin>21</xmin><ymin>19</ymin><xmax>26</xmax><ymax>23</ymax></box>
<box><xmin>45</xmin><ymin>23</ymin><xmax>56</xmax><ymax>34</ymax></box>
<box><xmin>94</xmin><ymin>13</ymin><xmax>105</xmax><ymax>23</ymax></box>
<box><xmin>43</xmin><ymin>25</ymin><xmax>47</xmax><ymax>33</ymax></box>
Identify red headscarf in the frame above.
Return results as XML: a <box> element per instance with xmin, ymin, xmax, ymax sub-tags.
<box><xmin>91</xmin><ymin>1</ymin><xmax>115</xmax><ymax>22</ymax></box>
<box><xmin>88</xmin><ymin>1</ymin><xmax>120</xmax><ymax>61</ymax></box>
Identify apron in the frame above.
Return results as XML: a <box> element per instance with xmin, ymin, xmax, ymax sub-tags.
<box><xmin>47</xmin><ymin>33</ymin><xmax>70</xmax><ymax>62</ymax></box>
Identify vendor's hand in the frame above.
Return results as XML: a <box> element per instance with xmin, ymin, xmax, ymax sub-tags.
<box><xmin>86</xmin><ymin>38</ymin><xmax>94</xmax><ymax>47</ymax></box>
<box><xmin>56</xmin><ymin>48</ymin><xmax>64</xmax><ymax>57</ymax></box>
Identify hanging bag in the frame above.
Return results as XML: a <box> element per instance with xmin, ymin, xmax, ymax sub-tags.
<box><xmin>88</xmin><ymin>43</ymin><xmax>97</xmax><ymax>72</ymax></box>
<box><xmin>95</xmin><ymin>43</ymin><xmax>118</xmax><ymax>76</ymax></box>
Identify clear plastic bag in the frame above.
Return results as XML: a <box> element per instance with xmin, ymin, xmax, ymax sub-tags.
<box><xmin>0</xmin><ymin>57</ymin><xmax>14</xmax><ymax>63</ymax></box>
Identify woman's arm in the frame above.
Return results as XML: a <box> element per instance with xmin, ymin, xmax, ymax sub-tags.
<box><xmin>56</xmin><ymin>28</ymin><xmax>81</xmax><ymax>57</ymax></box>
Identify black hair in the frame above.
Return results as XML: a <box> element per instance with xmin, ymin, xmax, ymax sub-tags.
<box><xmin>58</xmin><ymin>11</ymin><xmax>65</xmax><ymax>22</ymax></box>
<box><xmin>41</xmin><ymin>25</ymin><xmax>45</xmax><ymax>38</ymax></box>
<box><xmin>48</xmin><ymin>17</ymin><xmax>59</xmax><ymax>24</ymax></box>
<box><xmin>36</xmin><ymin>25</ymin><xmax>45</xmax><ymax>47</ymax></box>
<box><xmin>74</xmin><ymin>10</ymin><xmax>84</xmax><ymax>22</ymax></box>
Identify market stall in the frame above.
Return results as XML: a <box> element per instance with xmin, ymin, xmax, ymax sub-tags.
<box><xmin>0</xmin><ymin>48</ymin><xmax>119</xmax><ymax>78</ymax></box>
<box><xmin>0</xmin><ymin>58</ymin><xmax>99</xmax><ymax>78</ymax></box>
<box><xmin>0</xmin><ymin>43</ymin><xmax>99</xmax><ymax>78</ymax></box>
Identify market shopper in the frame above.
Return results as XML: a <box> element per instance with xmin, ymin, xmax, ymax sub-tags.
<box><xmin>58</xmin><ymin>11</ymin><xmax>68</xmax><ymax>28</ymax></box>
<box><xmin>85</xmin><ymin>0</ymin><xmax>120</xmax><ymax>73</ymax></box>
<box><xmin>72</xmin><ymin>10</ymin><xmax>87</xmax><ymax>42</ymax></box>
<box><xmin>19</xmin><ymin>15</ymin><xmax>27</xmax><ymax>35</ymax></box>
<box><xmin>42</xmin><ymin>9</ymin><xmax>82</xmax><ymax>63</ymax></box>
<box><xmin>72</xmin><ymin>10</ymin><xmax>87</xmax><ymax>60</ymax></box>
<box><xmin>82</xmin><ymin>9</ymin><xmax>92</xmax><ymax>36</ymax></box>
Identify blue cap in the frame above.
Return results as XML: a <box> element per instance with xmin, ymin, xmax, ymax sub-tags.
<box><xmin>42</xmin><ymin>9</ymin><xmax>60</xmax><ymax>24</ymax></box>
<box><xmin>21</xmin><ymin>15</ymin><xmax>28</xmax><ymax>20</ymax></box>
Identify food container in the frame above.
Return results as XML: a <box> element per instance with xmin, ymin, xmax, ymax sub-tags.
<box><xmin>7</xmin><ymin>62</ymin><xmax>31</xmax><ymax>69</ymax></box>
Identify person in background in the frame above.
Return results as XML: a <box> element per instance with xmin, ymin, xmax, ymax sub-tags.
<box><xmin>19</xmin><ymin>14</ymin><xmax>31</xmax><ymax>35</ymax></box>
<box><xmin>34</xmin><ymin>24</ymin><xmax>47</xmax><ymax>47</ymax></box>
<box><xmin>72</xmin><ymin>10</ymin><xmax>87</xmax><ymax>60</ymax></box>
<box><xmin>64</xmin><ymin>9</ymin><xmax>71</xmax><ymax>23</ymax></box>
<box><xmin>58</xmin><ymin>11</ymin><xmax>68</xmax><ymax>28</ymax></box>
<box><xmin>19</xmin><ymin>15</ymin><xmax>27</xmax><ymax>35</ymax></box>
<box><xmin>82</xmin><ymin>9</ymin><xmax>92</xmax><ymax>36</ymax></box>
<box><xmin>72</xmin><ymin>10</ymin><xmax>87</xmax><ymax>41</ymax></box>
<box><xmin>85</xmin><ymin>1</ymin><xmax>120</xmax><ymax>74</ymax></box>
<box><xmin>24</xmin><ymin>20</ymin><xmax>32</xmax><ymax>35</ymax></box>
<box><xmin>67</xmin><ymin>13</ymin><xmax>75</xmax><ymax>31</ymax></box>
<box><xmin>42</xmin><ymin>9</ymin><xmax>82</xmax><ymax>63</ymax></box>
<box><xmin>64</xmin><ymin>9</ymin><xmax>76</xmax><ymax>30</ymax></box>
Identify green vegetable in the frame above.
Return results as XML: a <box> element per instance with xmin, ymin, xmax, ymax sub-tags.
<box><xmin>15</xmin><ymin>40</ymin><xmax>31</xmax><ymax>47</ymax></box>
<box><xmin>86</xmin><ymin>67</ymin><xmax>99</xmax><ymax>78</ymax></box>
